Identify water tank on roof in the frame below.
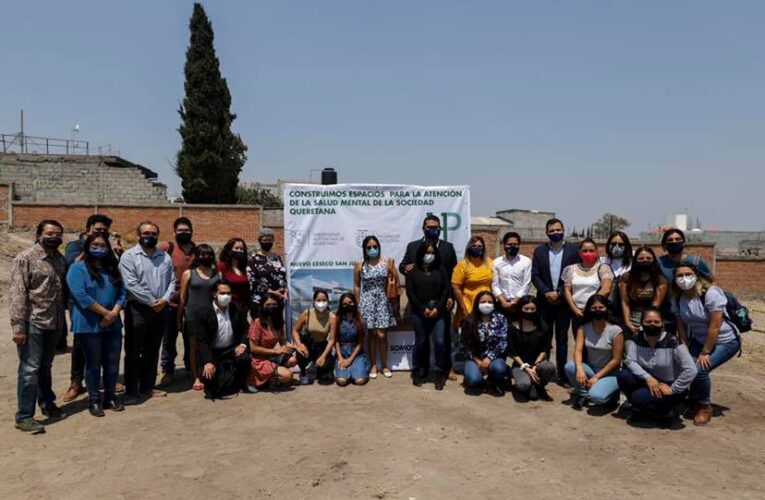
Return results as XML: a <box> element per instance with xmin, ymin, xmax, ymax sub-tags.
<box><xmin>321</xmin><ymin>168</ymin><xmax>337</xmax><ymax>185</ymax></box>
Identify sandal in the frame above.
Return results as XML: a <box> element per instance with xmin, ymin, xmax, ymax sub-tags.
<box><xmin>192</xmin><ymin>379</ymin><xmax>204</xmax><ymax>391</ymax></box>
<box><xmin>369</xmin><ymin>368</ymin><xmax>378</xmax><ymax>379</ymax></box>
<box><xmin>382</xmin><ymin>368</ymin><xmax>393</xmax><ymax>378</ymax></box>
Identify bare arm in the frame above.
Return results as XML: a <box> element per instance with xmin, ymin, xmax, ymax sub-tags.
<box><xmin>563</xmin><ymin>283</ymin><xmax>580</xmax><ymax>316</ymax></box>
<box><xmin>598</xmin><ymin>278</ymin><xmax>613</xmax><ymax>300</ymax></box>
<box><xmin>702</xmin><ymin>311</ymin><xmax>723</xmax><ymax>355</ymax></box>
<box><xmin>177</xmin><ymin>270</ymin><xmax>191</xmax><ymax>324</ymax></box>
<box><xmin>653</xmin><ymin>282</ymin><xmax>669</xmax><ymax>307</ymax></box>
<box><xmin>619</xmin><ymin>278</ymin><xmax>633</xmax><ymax>328</ymax></box>
<box><xmin>353</xmin><ymin>262</ymin><xmax>362</xmax><ymax>302</ymax></box>
<box><xmin>319</xmin><ymin>315</ymin><xmax>337</xmax><ymax>361</ymax></box>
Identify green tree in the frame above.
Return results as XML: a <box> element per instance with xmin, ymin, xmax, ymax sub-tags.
<box><xmin>236</xmin><ymin>184</ymin><xmax>283</xmax><ymax>208</ymax></box>
<box><xmin>176</xmin><ymin>3</ymin><xmax>247</xmax><ymax>203</ymax></box>
<box><xmin>591</xmin><ymin>213</ymin><xmax>631</xmax><ymax>239</ymax></box>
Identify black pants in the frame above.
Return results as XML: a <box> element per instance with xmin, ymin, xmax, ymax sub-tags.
<box><xmin>69</xmin><ymin>334</ymin><xmax>86</xmax><ymax>384</ymax></box>
<box><xmin>617</xmin><ymin>368</ymin><xmax>687</xmax><ymax>416</ymax></box>
<box><xmin>161</xmin><ymin>306</ymin><xmax>190</xmax><ymax>374</ymax></box>
<box><xmin>411</xmin><ymin>313</ymin><xmax>449</xmax><ymax>376</ymax></box>
<box><xmin>124</xmin><ymin>301</ymin><xmax>169</xmax><ymax>395</ymax></box>
<box><xmin>201</xmin><ymin>347</ymin><xmax>250</xmax><ymax>398</ymax></box>
<box><xmin>296</xmin><ymin>334</ymin><xmax>334</xmax><ymax>377</ymax></box>
<box><xmin>539</xmin><ymin>301</ymin><xmax>572</xmax><ymax>379</ymax></box>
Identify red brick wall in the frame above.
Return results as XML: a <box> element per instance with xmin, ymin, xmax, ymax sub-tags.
<box><xmin>11</xmin><ymin>202</ymin><xmax>260</xmax><ymax>245</ymax></box>
<box><xmin>715</xmin><ymin>258</ymin><xmax>765</xmax><ymax>298</ymax></box>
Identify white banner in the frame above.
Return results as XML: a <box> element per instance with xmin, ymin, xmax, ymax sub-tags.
<box><xmin>284</xmin><ymin>184</ymin><xmax>471</xmax><ymax>370</ymax></box>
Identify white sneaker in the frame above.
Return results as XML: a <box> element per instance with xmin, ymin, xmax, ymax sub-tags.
<box><xmin>245</xmin><ymin>385</ymin><xmax>259</xmax><ymax>394</ymax></box>
<box><xmin>300</xmin><ymin>374</ymin><xmax>310</xmax><ymax>385</ymax></box>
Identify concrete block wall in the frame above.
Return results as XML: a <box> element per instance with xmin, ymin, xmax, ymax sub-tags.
<box><xmin>0</xmin><ymin>154</ymin><xmax>168</xmax><ymax>205</ymax></box>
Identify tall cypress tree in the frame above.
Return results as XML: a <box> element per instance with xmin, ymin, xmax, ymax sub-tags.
<box><xmin>176</xmin><ymin>3</ymin><xmax>247</xmax><ymax>203</ymax></box>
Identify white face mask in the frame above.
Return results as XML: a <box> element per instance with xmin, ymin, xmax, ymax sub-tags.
<box><xmin>676</xmin><ymin>275</ymin><xmax>697</xmax><ymax>291</ymax></box>
<box><xmin>314</xmin><ymin>301</ymin><xmax>329</xmax><ymax>312</ymax></box>
<box><xmin>423</xmin><ymin>254</ymin><xmax>436</xmax><ymax>265</ymax></box>
<box><xmin>478</xmin><ymin>303</ymin><xmax>495</xmax><ymax>315</ymax></box>
<box><xmin>216</xmin><ymin>294</ymin><xmax>232</xmax><ymax>307</ymax></box>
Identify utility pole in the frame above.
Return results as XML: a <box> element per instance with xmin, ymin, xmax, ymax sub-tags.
<box><xmin>19</xmin><ymin>109</ymin><xmax>25</xmax><ymax>153</ymax></box>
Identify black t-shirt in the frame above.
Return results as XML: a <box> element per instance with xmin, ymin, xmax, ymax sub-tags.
<box><xmin>507</xmin><ymin>323</ymin><xmax>552</xmax><ymax>365</ymax></box>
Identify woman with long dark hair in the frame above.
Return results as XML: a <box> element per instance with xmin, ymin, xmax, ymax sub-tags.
<box><xmin>452</xmin><ymin>236</ymin><xmax>493</xmax><ymax>327</ymax></box>
<box><xmin>565</xmin><ymin>294</ymin><xmax>624</xmax><ymax>410</ymax></box>
<box><xmin>291</xmin><ymin>289</ymin><xmax>337</xmax><ymax>385</ymax></box>
<box><xmin>601</xmin><ymin>231</ymin><xmax>632</xmax><ymax>310</ymax></box>
<box><xmin>246</xmin><ymin>293</ymin><xmax>297</xmax><ymax>391</ymax></box>
<box><xmin>66</xmin><ymin>233</ymin><xmax>127</xmax><ymax>416</ymax></box>
<box><xmin>563</xmin><ymin>238</ymin><xmax>614</xmax><ymax>331</ymax></box>
<box><xmin>334</xmin><ymin>293</ymin><xmax>370</xmax><ymax>386</ymax></box>
<box><xmin>461</xmin><ymin>291</ymin><xmax>510</xmax><ymax>395</ymax></box>
<box><xmin>507</xmin><ymin>295</ymin><xmax>556</xmax><ymax>401</ymax></box>
<box><xmin>618</xmin><ymin>246</ymin><xmax>668</xmax><ymax>337</ymax></box>
<box><xmin>406</xmin><ymin>241</ymin><xmax>451</xmax><ymax>390</ymax></box>
<box><xmin>354</xmin><ymin>235</ymin><xmax>398</xmax><ymax>379</ymax></box>
<box><xmin>178</xmin><ymin>244</ymin><xmax>221</xmax><ymax>391</ymax></box>
<box><xmin>217</xmin><ymin>238</ymin><xmax>251</xmax><ymax>309</ymax></box>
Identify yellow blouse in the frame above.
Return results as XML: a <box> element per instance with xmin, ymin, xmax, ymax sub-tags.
<box><xmin>452</xmin><ymin>258</ymin><xmax>493</xmax><ymax>323</ymax></box>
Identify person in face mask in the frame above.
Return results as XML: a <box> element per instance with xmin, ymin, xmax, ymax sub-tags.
<box><xmin>461</xmin><ymin>291</ymin><xmax>510</xmax><ymax>395</ymax></box>
<box><xmin>118</xmin><ymin>221</ymin><xmax>177</xmax><ymax>404</ymax></box>
<box><xmin>354</xmin><ymin>235</ymin><xmax>398</xmax><ymax>379</ymax></box>
<box><xmin>658</xmin><ymin>228</ymin><xmax>714</xmax><ymax>284</ymax></box>
<box><xmin>492</xmin><ymin>232</ymin><xmax>532</xmax><ymax>321</ymax></box>
<box><xmin>671</xmin><ymin>265</ymin><xmax>740</xmax><ymax>426</ymax></box>
<box><xmin>291</xmin><ymin>290</ymin><xmax>337</xmax><ymax>385</ymax></box>
<box><xmin>507</xmin><ymin>295</ymin><xmax>557</xmax><ymax>401</ymax></box>
<box><xmin>197</xmin><ymin>281</ymin><xmax>251</xmax><ymax>399</ymax></box>
<box><xmin>617</xmin><ymin>308</ymin><xmax>698</xmax><ymax>428</ymax></box>
<box><xmin>618</xmin><ymin>246</ymin><xmax>668</xmax><ymax>337</ymax></box>
<box><xmin>565</xmin><ymin>295</ymin><xmax>624</xmax><ymax>410</ymax></box>
<box><xmin>247</xmin><ymin>228</ymin><xmax>287</xmax><ymax>318</ymax></box>
<box><xmin>563</xmin><ymin>238</ymin><xmax>614</xmax><ymax>333</ymax></box>
<box><xmin>246</xmin><ymin>294</ymin><xmax>298</xmax><ymax>390</ymax></box>
<box><xmin>452</xmin><ymin>236</ymin><xmax>493</xmax><ymax>328</ymax></box>
<box><xmin>601</xmin><ymin>231</ymin><xmax>633</xmax><ymax>310</ymax></box>
<box><xmin>176</xmin><ymin>244</ymin><xmax>221</xmax><ymax>391</ymax></box>
<box><xmin>66</xmin><ymin>233</ymin><xmax>127</xmax><ymax>416</ymax></box>
<box><xmin>334</xmin><ymin>293</ymin><xmax>371</xmax><ymax>386</ymax></box>
<box><xmin>10</xmin><ymin>220</ymin><xmax>68</xmax><ymax>433</ymax></box>
<box><xmin>405</xmin><ymin>242</ymin><xmax>451</xmax><ymax>389</ymax></box>
<box><xmin>531</xmin><ymin>218</ymin><xmax>579</xmax><ymax>384</ymax></box>
<box><xmin>216</xmin><ymin>238</ymin><xmax>251</xmax><ymax>310</ymax></box>
<box><xmin>157</xmin><ymin>217</ymin><xmax>196</xmax><ymax>386</ymax></box>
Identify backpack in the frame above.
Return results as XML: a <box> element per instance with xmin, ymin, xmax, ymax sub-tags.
<box><xmin>708</xmin><ymin>290</ymin><xmax>752</xmax><ymax>334</ymax></box>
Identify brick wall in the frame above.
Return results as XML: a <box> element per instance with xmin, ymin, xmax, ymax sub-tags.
<box><xmin>0</xmin><ymin>183</ymin><xmax>9</xmax><ymax>223</ymax></box>
<box><xmin>715</xmin><ymin>258</ymin><xmax>765</xmax><ymax>298</ymax></box>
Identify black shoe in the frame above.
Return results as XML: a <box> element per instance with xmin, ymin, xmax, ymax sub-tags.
<box><xmin>492</xmin><ymin>384</ymin><xmax>506</xmax><ymax>397</ymax></box>
<box><xmin>434</xmin><ymin>377</ymin><xmax>445</xmax><ymax>391</ymax></box>
<box><xmin>40</xmin><ymin>403</ymin><xmax>66</xmax><ymax>421</ymax></box>
<box><xmin>89</xmin><ymin>402</ymin><xmax>105</xmax><ymax>417</ymax></box>
<box><xmin>572</xmin><ymin>394</ymin><xmax>584</xmax><ymax>410</ymax></box>
<box><xmin>123</xmin><ymin>393</ymin><xmax>142</xmax><ymax>406</ymax></box>
<box><xmin>528</xmin><ymin>386</ymin><xmax>539</xmax><ymax>401</ymax></box>
<box><xmin>411</xmin><ymin>376</ymin><xmax>423</xmax><ymax>387</ymax></box>
<box><xmin>104</xmin><ymin>399</ymin><xmax>125</xmax><ymax>412</ymax></box>
<box><xmin>538</xmin><ymin>388</ymin><xmax>553</xmax><ymax>402</ymax></box>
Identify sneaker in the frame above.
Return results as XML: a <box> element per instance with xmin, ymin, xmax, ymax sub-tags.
<box><xmin>40</xmin><ymin>403</ymin><xmax>66</xmax><ymax>421</ymax></box>
<box><xmin>299</xmin><ymin>374</ymin><xmax>310</xmax><ymax>385</ymax></box>
<box><xmin>89</xmin><ymin>402</ymin><xmax>105</xmax><ymax>417</ymax></box>
<box><xmin>15</xmin><ymin>418</ymin><xmax>45</xmax><ymax>434</ymax></box>
<box><xmin>244</xmin><ymin>385</ymin><xmax>259</xmax><ymax>394</ymax></box>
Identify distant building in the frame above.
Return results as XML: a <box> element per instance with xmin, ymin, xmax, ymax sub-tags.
<box><xmin>641</xmin><ymin>229</ymin><xmax>765</xmax><ymax>256</ymax></box>
<box><xmin>495</xmin><ymin>208</ymin><xmax>555</xmax><ymax>240</ymax></box>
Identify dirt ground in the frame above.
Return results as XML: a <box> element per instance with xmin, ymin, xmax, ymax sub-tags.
<box><xmin>1</xmin><ymin>230</ymin><xmax>764</xmax><ymax>499</ymax></box>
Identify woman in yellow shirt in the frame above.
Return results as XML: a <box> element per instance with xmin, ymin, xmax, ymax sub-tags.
<box><xmin>452</xmin><ymin>236</ymin><xmax>494</xmax><ymax>328</ymax></box>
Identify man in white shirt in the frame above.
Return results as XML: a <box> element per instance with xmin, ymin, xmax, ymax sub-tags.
<box><xmin>492</xmin><ymin>232</ymin><xmax>532</xmax><ymax>318</ymax></box>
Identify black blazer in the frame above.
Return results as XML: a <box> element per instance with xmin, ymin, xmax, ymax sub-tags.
<box><xmin>399</xmin><ymin>239</ymin><xmax>458</xmax><ymax>278</ymax></box>
<box><xmin>531</xmin><ymin>242</ymin><xmax>579</xmax><ymax>299</ymax></box>
<box><xmin>197</xmin><ymin>303</ymin><xmax>250</xmax><ymax>366</ymax></box>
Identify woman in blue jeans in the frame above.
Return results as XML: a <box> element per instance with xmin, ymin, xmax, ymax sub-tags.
<box><xmin>66</xmin><ymin>233</ymin><xmax>127</xmax><ymax>417</ymax></box>
<box><xmin>672</xmin><ymin>264</ymin><xmax>740</xmax><ymax>426</ymax></box>
<box><xmin>405</xmin><ymin>241</ymin><xmax>451</xmax><ymax>390</ymax></box>
<box><xmin>565</xmin><ymin>294</ymin><xmax>624</xmax><ymax>410</ymax></box>
<box><xmin>461</xmin><ymin>291</ymin><xmax>510</xmax><ymax>395</ymax></box>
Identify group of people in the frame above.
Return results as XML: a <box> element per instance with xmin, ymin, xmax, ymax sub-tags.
<box><xmin>10</xmin><ymin>213</ymin><xmax>741</xmax><ymax>434</ymax></box>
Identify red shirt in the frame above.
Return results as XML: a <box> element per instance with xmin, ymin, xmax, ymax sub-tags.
<box><xmin>217</xmin><ymin>260</ymin><xmax>250</xmax><ymax>309</ymax></box>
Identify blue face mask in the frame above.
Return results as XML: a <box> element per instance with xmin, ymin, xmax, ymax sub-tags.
<box><xmin>424</xmin><ymin>228</ymin><xmax>441</xmax><ymax>241</ymax></box>
<box><xmin>548</xmin><ymin>232</ymin><xmax>564</xmax><ymax>243</ymax></box>
<box><xmin>89</xmin><ymin>246</ymin><xmax>110</xmax><ymax>259</ymax></box>
<box><xmin>366</xmin><ymin>247</ymin><xmax>380</xmax><ymax>259</ymax></box>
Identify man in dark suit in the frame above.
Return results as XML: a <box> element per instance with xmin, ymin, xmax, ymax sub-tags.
<box><xmin>198</xmin><ymin>281</ymin><xmax>251</xmax><ymax>399</ymax></box>
<box><xmin>400</xmin><ymin>215</ymin><xmax>459</xmax><ymax>377</ymax></box>
<box><xmin>531</xmin><ymin>218</ymin><xmax>579</xmax><ymax>384</ymax></box>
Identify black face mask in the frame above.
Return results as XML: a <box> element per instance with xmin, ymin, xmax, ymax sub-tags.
<box><xmin>175</xmin><ymin>232</ymin><xmax>192</xmax><ymax>245</ymax></box>
<box><xmin>263</xmin><ymin>306</ymin><xmax>279</xmax><ymax>317</ymax></box>
<box><xmin>260</xmin><ymin>241</ymin><xmax>274</xmax><ymax>252</ymax></box>
<box><xmin>665</xmin><ymin>241</ymin><xmax>684</xmax><ymax>255</ymax></box>
<box><xmin>140</xmin><ymin>236</ymin><xmax>158</xmax><ymax>249</ymax></box>
<box><xmin>643</xmin><ymin>324</ymin><xmax>663</xmax><ymax>336</ymax></box>
<box><xmin>521</xmin><ymin>311</ymin><xmax>537</xmax><ymax>321</ymax></box>
<box><xmin>591</xmin><ymin>309</ymin><xmax>609</xmax><ymax>321</ymax></box>
<box><xmin>342</xmin><ymin>304</ymin><xmax>357</xmax><ymax>314</ymax></box>
<box><xmin>635</xmin><ymin>261</ymin><xmax>654</xmax><ymax>272</ymax></box>
<box><xmin>198</xmin><ymin>257</ymin><xmax>214</xmax><ymax>267</ymax></box>
<box><xmin>468</xmin><ymin>247</ymin><xmax>484</xmax><ymax>258</ymax></box>
<box><xmin>505</xmin><ymin>246</ymin><xmax>520</xmax><ymax>257</ymax></box>
<box><xmin>424</xmin><ymin>228</ymin><xmax>441</xmax><ymax>241</ymax></box>
<box><xmin>41</xmin><ymin>236</ymin><xmax>63</xmax><ymax>249</ymax></box>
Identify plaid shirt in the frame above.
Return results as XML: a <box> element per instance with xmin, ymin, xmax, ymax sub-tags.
<box><xmin>9</xmin><ymin>244</ymin><xmax>66</xmax><ymax>333</ymax></box>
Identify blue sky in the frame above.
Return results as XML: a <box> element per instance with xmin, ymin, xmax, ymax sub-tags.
<box><xmin>1</xmin><ymin>1</ymin><xmax>763</xmax><ymax>233</ymax></box>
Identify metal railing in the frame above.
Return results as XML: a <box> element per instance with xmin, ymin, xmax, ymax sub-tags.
<box><xmin>1</xmin><ymin>133</ymin><xmax>90</xmax><ymax>155</ymax></box>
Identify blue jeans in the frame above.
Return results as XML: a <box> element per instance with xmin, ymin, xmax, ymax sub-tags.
<box><xmin>564</xmin><ymin>361</ymin><xmax>619</xmax><ymax>404</ymax></box>
<box><xmin>411</xmin><ymin>313</ymin><xmax>449</xmax><ymax>376</ymax></box>
<box><xmin>688</xmin><ymin>338</ymin><xmax>740</xmax><ymax>405</ymax></box>
<box><xmin>161</xmin><ymin>306</ymin><xmax>190</xmax><ymax>374</ymax></box>
<box><xmin>78</xmin><ymin>329</ymin><xmax>123</xmax><ymax>403</ymax></box>
<box><xmin>16</xmin><ymin>324</ymin><xmax>61</xmax><ymax>421</ymax></box>
<box><xmin>463</xmin><ymin>358</ymin><xmax>509</xmax><ymax>389</ymax></box>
